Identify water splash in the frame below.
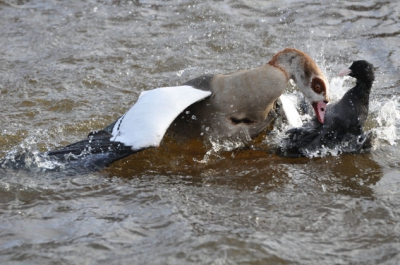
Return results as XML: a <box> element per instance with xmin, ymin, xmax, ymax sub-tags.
<box><xmin>1</xmin><ymin>148</ymin><xmax>64</xmax><ymax>172</ymax></box>
<box><xmin>193</xmin><ymin>138</ymin><xmax>245</xmax><ymax>164</ymax></box>
<box><xmin>329</xmin><ymin>76</ymin><xmax>349</xmax><ymax>101</ymax></box>
<box><xmin>372</xmin><ymin>96</ymin><xmax>400</xmax><ymax>146</ymax></box>
<box><xmin>176</xmin><ymin>67</ymin><xmax>202</xmax><ymax>77</ymax></box>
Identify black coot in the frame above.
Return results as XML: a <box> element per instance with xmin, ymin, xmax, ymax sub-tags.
<box><xmin>279</xmin><ymin>60</ymin><xmax>376</xmax><ymax>157</ymax></box>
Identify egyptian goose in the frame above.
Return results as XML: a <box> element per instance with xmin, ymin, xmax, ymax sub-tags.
<box><xmin>43</xmin><ymin>48</ymin><xmax>330</xmax><ymax>168</ymax></box>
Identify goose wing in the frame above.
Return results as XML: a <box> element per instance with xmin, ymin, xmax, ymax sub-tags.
<box><xmin>111</xmin><ymin>85</ymin><xmax>212</xmax><ymax>150</ymax></box>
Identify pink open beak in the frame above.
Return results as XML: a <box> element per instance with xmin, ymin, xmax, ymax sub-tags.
<box><xmin>312</xmin><ymin>101</ymin><xmax>327</xmax><ymax>124</ymax></box>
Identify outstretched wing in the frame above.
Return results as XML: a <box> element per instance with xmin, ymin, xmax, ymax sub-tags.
<box><xmin>110</xmin><ymin>85</ymin><xmax>212</xmax><ymax>151</ymax></box>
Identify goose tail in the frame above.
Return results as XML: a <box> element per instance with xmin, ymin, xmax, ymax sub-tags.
<box><xmin>1</xmin><ymin>130</ymin><xmax>135</xmax><ymax>172</ymax></box>
<box><xmin>44</xmin><ymin>130</ymin><xmax>135</xmax><ymax>170</ymax></box>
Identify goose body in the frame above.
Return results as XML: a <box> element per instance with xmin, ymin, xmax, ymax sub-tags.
<box><xmin>2</xmin><ymin>48</ymin><xmax>330</xmax><ymax>170</ymax></box>
<box><xmin>107</xmin><ymin>48</ymin><xmax>329</xmax><ymax>148</ymax></box>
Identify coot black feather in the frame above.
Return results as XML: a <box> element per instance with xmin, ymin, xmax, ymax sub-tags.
<box><xmin>279</xmin><ymin>60</ymin><xmax>376</xmax><ymax>157</ymax></box>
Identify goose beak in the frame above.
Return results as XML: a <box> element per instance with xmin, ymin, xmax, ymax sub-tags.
<box><xmin>312</xmin><ymin>101</ymin><xmax>327</xmax><ymax>124</ymax></box>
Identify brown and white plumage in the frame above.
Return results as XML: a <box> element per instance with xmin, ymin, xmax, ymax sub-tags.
<box><xmin>35</xmin><ymin>48</ymin><xmax>330</xmax><ymax>170</ymax></box>
<box><xmin>177</xmin><ymin>48</ymin><xmax>329</xmax><ymax>141</ymax></box>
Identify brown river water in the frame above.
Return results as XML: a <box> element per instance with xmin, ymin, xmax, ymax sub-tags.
<box><xmin>1</xmin><ymin>0</ymin><xmax>400</xmax><ymax>264</ymax></box>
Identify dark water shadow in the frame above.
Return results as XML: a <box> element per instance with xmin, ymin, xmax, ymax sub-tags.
<box><xmin>102</xmin><ymin>140</ymin><xmax>384</xmax><ymax>200</ymax></box>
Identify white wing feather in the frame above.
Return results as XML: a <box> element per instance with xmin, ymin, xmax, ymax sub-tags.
<box><xmin>111</xmin><ymin>85</ymin><xmax>211</xmax><ymax>151</ymax></box>
<box><xmin>279</xmin><ymin>94</ymin><xmax>303</xmax><ymax>127</ymax></box>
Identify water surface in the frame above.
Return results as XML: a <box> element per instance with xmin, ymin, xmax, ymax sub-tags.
<box><xmin>1</xmin><ymin>0</ymin><xmax>400</xmax><ymax>264</ymax></box>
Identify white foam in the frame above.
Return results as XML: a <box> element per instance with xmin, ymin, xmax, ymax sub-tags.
<box><xmin>372</xmin><ymin>97</ymin><xmax>400</xmax><ymax>146</ymax></box>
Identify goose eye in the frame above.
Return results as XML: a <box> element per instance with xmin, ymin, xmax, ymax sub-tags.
<box><xmin>311</xmin><ymin>77</ymin><xmax>325</xmax><ymax>94</ymax></box>
<box><xmin>313</xmin><ymin>83</ymin><xmax>322</xmax><ymax>93</ymax></box>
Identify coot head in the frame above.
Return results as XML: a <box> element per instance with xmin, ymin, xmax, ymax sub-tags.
<box><xmin>342</xmin><ymin>60</ymin><xmax>375</xmax><ymax>84</ymax></box>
